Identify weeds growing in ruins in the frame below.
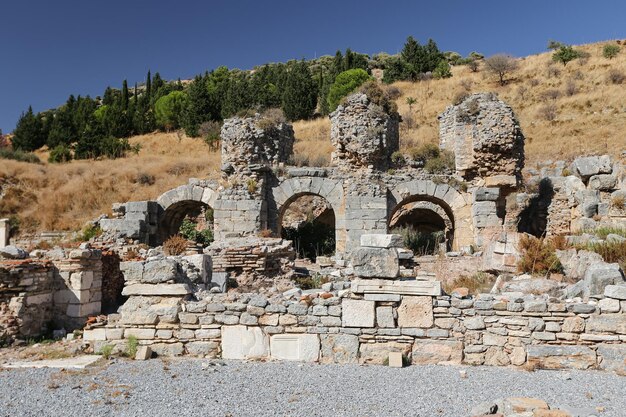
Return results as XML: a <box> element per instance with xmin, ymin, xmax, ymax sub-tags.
<box><xmin>393</xmin><ymin>226</ymin><xmax>444</xmax><ymax>255</ymax></box>
<box><xmin>517</xmin><ymin>235</ymin><xmax>563</xmax><ymax>275</ymax></box>
<box><xmin>443</xmin><ymin>272</ymin><xmax>495</xmax><ymax>295</ymax></box>
<box><xmin>163</xmin><ymin>235</ymin><xmax>188</xmax><ymax>255</ymax></box>
<box><xmin>178</xmin><ymin>218</ymin><xmax>213</xmax><ymax>247</ymax></box>
<box><xmin>76</xmin><ymin>224</ymin><xmax>102</xmax><ymax>242</ymax></box>
<box><xmin>98</xmin><ymin>344</ymin><xmax>114</xmax><ymax>359</ymax></box>
<box><xmin>579</xmin><ymin>240</ymin><xmax>626</xmax><ymax>270</ymax></box>
<box><xmin>125</xmin><ymin>336</ymin><xmax>139</xmax><ymax>358</ymax></box>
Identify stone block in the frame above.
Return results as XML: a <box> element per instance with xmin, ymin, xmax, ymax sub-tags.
<box><xmin>397</xmin><ymin>296</ymin><xmax>433</xmax><ymax>328</ymax></box>
<box><xmin>320</xmin><ymin>334</ymin><xmax>359</xmax><ymax>364</ymax></box>
<box><xmin>411</xmin><ymin>340</ymin><xmax>462</xmax><ymax>365</ymax></box>
<box><xmin>270</xmin><ymin>334</ymin><xmax>320</xmax><ymax>362</ymax></box>
<box><xmin>473</xmin><ymin>187</ymin><xmax>500</xmax><ymax>201</ymax></box>
<box><xmin>586</xmin><ymin>315</ymin><xmax>626</xmax><ymax>334</ymax></box>
<box><xmin>526</xmin><ymin>345</ymin><xmax>596</xmax><ymax>370</ymax></box>
<box><xmin>124</xmin><ymin>328</ymin><xmax>155</xmax><ymax>340</ymax></box>
<box><xmin>150</xmin><ymin>342</ymin><xmax>184</xmax><ymax>356</ymax></box>
<box><xmin>605</xmin><ymin>284</ymin><xmax>626</xmax><ymax>300</ymax></box>
<box><xmin>572</xmin><ymin>155</ymin><xmax>612</xmax><ymax>181</ymax></box>
<box><xmin>376</xmin><ymin>306</ymin><xmax>395</xmax><ymax>328</ymax></box>
<box><xmin>122</xmin><ymin>284</ymin><xmax>191</xmax><ymax>296</ymax></box>
<box><xmin>342</xmin><ymin>299</ymin><xmax>375</xmax><ymax>328</ymax></box>
<box><xmin>388</xmin><ymin>352</ymin><xmax>404</xmax><ymax>368</ymax></box>
<box><xmin>597</xmin><ymin>344</ymin><xmax>626</xmax><ymax>373</ymax></box>
<box><xmin>135</xmin><ymin>346</ymin><xmax>152</xmax><ymax>360</ymax></box>
<box><xmin>221</xmin><ymin>326</ymin><xmax>269</xmax><ymax>360</ymax></box>
<box><xmin>359</xmin><ymin>234</ymin><xmax>403</xmax><ymax>248</ymax></box>
<box><xmin>359</xmin><ymin>341</ymin><xmax>411</xmax><ymax>365</ymax></box>
<box><xmin>83</xmin><ymin>328</ymin><xmax>106</xmax><ymax>341</ymax></box>
<box><xmin>142</xmin><ymin>259</ymin><xmax>181</xmax><ymax>284</ymax></box>
<box><xmin>350</xmin><ymin>247</ymin><xmax>399</xmax><ymax>279</ymax></box>
<box><xmin>364</xmin><ymin>293</ymin><xmax>401</xmax><ymax>302</ymax></box>
<box><xmin>598</xmin><ymin>298</ymin><xmax>621</xmax><ymax>313</ymax></box>
<box><xmin>186</xmin><ymin>341</ymin><xmax>217</xmax><ymax>356</ymax></box>
<box><xmin>351</xmin><ymin>279</ymin><xmax>441</xmax><ymax>296</ymax></box>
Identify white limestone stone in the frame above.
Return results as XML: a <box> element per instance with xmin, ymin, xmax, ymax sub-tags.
<box><xmin>341</xmin><ymin>299</ymin><xmax>375</xmax><ymax>328</ymax></box>
<box><xmin>221</xmin><ymin>325</ymin><xmax>269</xmax><ymax>360</ymax></box>
<box><xmin>270</xmin><ymin>334</ymin><xmax>320</xmax><ymax>362</ymax></box>
<box><xmin>360</xmin><ymin>234</ymin><xmax>403</xmax><ymax>248</ymax></box>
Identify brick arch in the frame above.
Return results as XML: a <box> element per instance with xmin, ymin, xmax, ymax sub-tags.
<box><xmin>270</xmin><ymin>177</ymin><xmax>346</xmax><ymax>253</ymax></box>
<box><xmin>388</xmin><ymin>179</ymin><xmax>473</xmax><ymax>250</ymax></box>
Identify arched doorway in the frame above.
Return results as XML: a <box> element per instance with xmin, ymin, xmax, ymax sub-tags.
<box><xmin>158</xmin><ymin>200</ymin><xmax>214</xmax><ymax>245</ymax></box>
<box><xmin>389</xmin><ymin>197</ymin><xmax>454</xmax><ymax>255</ymax></box>
<box><xmin>279</xmin><ymin>193</ymin><xmax>336</xmax><ymax>261</ymax></box>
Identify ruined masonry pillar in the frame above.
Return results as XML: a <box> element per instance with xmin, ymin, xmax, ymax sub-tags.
<box><xmin>0</xmin><ymin>218</ymin><xmax>8</xmax><ymax>248</ymax></box>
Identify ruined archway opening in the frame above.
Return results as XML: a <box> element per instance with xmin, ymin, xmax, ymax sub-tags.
<box><xmin>517</xmin><ymin>178</ymin><xmax>554</xmax><ymax>238</ymax></box>
<box><xmin>159</xmin><ymin>201</ymin><xmax>214</xmax><ymax>246</ymax></box>
<box><xmin>280</xmin><ymin>194</ymin><xmax>336</xmax><ymax>261</ymax></box>
<box><xmin>389</xmin><ymin>200</ymin><xmax>454</xmax><ymax>255</ymax></box>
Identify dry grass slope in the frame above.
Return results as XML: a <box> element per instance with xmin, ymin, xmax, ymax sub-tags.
<box><xmin>0</xmin><ymin>132</ymin><xmax>219</xmax><ymax>232</ymax></box>
<box><xmin>1</xmin><ymin>41</ymin><xmax>625</xmax><ymax>233</ymax></box>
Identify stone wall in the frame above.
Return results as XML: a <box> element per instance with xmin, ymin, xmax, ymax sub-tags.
<box><xmin>329</xmin><ymin>93</ymin><xmax>399</xmax><ymax>171</ymax></box>
<box><xmin>90</xmin><ymin>277</ymin><xmax>626</xmax><ymax>372</ymax></box>
<box><xmin>439</xmin><ymin>92</ymin><xmax>525</xmax><ymax>187</ymax></box>
<box><xmin>0</xmin><ymin>248</ymin><xmax>103</xmax><ymax>343</ymax></box>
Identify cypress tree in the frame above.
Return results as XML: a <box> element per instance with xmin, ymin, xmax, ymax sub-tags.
<box><xmin>12</xmin><ymin>106</ymin><xmax>46</xmax><ymax>151</ymax></box>
<box><xmin>121</xmin><ymin>79</ymin><xmax>129</xmax><ymax>110</ymax></box>
<box><xmin>181</xmin><ymin>75</ymin><xmax>211</xmax><ymax>137</ymax></box>
<box><xmin>282</xmin><ymin>60</ymin><xmax>318</xmax><ymax>121</ymax></box>
<box><xmin>146</xmin><ymin>70</ymin><xmax>152</xmax><ymax>99</ymax></box>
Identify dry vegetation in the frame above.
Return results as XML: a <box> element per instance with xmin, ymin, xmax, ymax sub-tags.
<box><xmin>2</xmin><ymin>41</ymin><xmax>625</xmax><ymax>234</ymax></box>
<box><xmin>292</xmin><ymin>40</ymin><xmax>626</xmax><ymax>164</ymax></box>
<box><xmin>0</xmin><ymin>132</ymin><xmax>218</xmax><ymax>232</ymax></box>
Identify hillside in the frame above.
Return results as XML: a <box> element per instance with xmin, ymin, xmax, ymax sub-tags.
<box><xmin>1</xmin><ymin>41</ymin><xmax>625</xmax><ymax>235</ymax></box>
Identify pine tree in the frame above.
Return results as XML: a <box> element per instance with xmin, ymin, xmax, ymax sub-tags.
<box><xmin>282</xmin><ymin>60</ymin><xmax>318</xmax><ymax>121</ymax></box>
<box><xmin>12</xmin><ymin>106</ymin><xmax>46</xmax><ymax>151</ymax></box>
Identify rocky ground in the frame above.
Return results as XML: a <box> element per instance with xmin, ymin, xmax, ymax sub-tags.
<box><xmin>0</xmin><ymin>358</ymin><xmax>623</xmax><ymax>417</ymax></box>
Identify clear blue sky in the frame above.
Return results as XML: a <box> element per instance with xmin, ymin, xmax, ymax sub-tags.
<box><xmin>1</xmin><ymin>0</ymin><xmax>624</xmax><ymax>133</ymax></box>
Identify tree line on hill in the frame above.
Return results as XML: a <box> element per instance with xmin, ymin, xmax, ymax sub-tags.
<box><xmin>10</xmin><ymin>36</ymin><xmax>479</xmax><ymax>163</ymax></box>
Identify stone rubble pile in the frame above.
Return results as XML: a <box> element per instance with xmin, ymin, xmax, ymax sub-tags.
<box><xmin>470</xmin><ymin>397</ymin><xmax>603</xmax><ymax>417</ymax></box>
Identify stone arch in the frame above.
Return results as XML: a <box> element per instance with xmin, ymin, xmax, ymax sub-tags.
<box><xmin>156</xmin><ymin>184</ymin><xmax>219</xmax><ymax>243</ymax></box>
<box><xmin>270</xmin><ymin>177</ymin><xmax>345</xmax><ymax>254</ymax></box>
<box><xmin>388</xmin><ymin>179</ymin><xmax>473</xmax><ymax>251</ymax></box>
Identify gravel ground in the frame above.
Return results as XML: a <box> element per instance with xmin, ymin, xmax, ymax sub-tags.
<box><xmin>0</xmin><ymin>359</ymin><xmax>624</xmax><ymax>417</ymax></box>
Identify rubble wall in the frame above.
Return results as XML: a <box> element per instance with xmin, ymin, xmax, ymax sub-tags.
<box><xmin>0</xmin><ymin>248</ymin><xmax>103</xmax><ymax>343</ymax></box>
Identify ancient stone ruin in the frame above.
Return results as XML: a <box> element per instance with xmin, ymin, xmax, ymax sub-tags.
<box><xmin>2</xmin><ymin>90</ymin><xmax>625</xmax><ymax>373</ymax></box>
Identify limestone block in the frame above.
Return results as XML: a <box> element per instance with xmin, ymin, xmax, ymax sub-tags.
<box><xmin>605</xmin><ymin>284</ymin><xmax>626</xmax><ymax>300</ymax></box>
<box><xmin>350</xmin><ymin>247</ymin><xmax>399</xmax><ymax>279</ymax></box>
<box><xmin>364</xmin><ymin>293</ymin><xmax>401</xmax><ymax>302</ymax></box>
<box><xmin>388</xmin><ymin>352</ymin><xmax>404</xmax><ymax>368</ymax></box>
<box><xmin>221</xmin><ymin>326</ymin><xmax>269</xmax><ymax>360</ymax></box>
<box><xmin>150</xmin><ymin>342</ymin><xmax>184</xmax><ymax>356</ymax></box>
<box><xmin>588</xmin><ymin>174</ymin><xmax>617</xmax><ymax>191</ymax></box>
<box><xmin>124</xmin><ymin>328</ymin><xmax>156</xmax><ymax>340</ymax></box>
<box><xmin>270</xmin><ymin>334</ymin><xmax>320</xmax><ymax>362</ymax></box>
<box><xmin>341</xmin><ymin>299</ymin><xmax>375</xmax><ymax>328</ymax></box>
<box><xmin>411</xmin><ymin>340</ymin><xmax>462</xmax><ymax>365</ymax></box>
<box><xmin>583</xmin><ymin>263</ymin><xmax>624</xmax><ymax>296</ymax></box>
<box><xmin>397</xmin><ymin>296</ymin><xmax>434</xmax><ymax>328</ymax></box>
<box><xmin>598</xmin><ymin>298</ymin><xmax>621</xmax><ymax>313</ymax></box>
<box><xmin>526</xmin><ymin>345</ymin><xmax>596</xmax><ymax>370</ymax></box>
<box><xmin>320</xmin><ymin>334</ymin><xmax>359</xmax><ymax>364</ymax></box>
<box><xmin>122</xmin><ymin>284</ymin><xmax>191</xmax><ymax>296</ymax></box>
<box><xmin>359</xmin><ymin>341</ymin><xmax>411</xmax><ymax>365</ymax></box>
<box><xmin>135</xmin><ymin>346</ymin><xmax>152</xmax><ymax>360</ymax></box>
<box><xmin>186</xmin><ymin>341</ymin><xmax>218</xmax><ymax>357</ymax></box>
<box><xmin>359</xmin><ymin>234</ymin><xmax>403</xmax><ymax>248</ymax></box>
<box><xmin>351</xmin><ymin>279</ymin><xmax>441</xmax><ymax>296</ymax></box>
<box><xmin>473</xmin><ymin>187</ymin><xmax>500</xmax><ymax>202</ymax></box>
<box><xmin>83</xmin><ymin>328</ymin><xmax>106</xmax><ymax>341</ymax></box>
<box><xmin>484</xmin><ymin>175</ymin><xmax>517</xmax><ymax>188</ymax></box>
<box><xmin>586</xmin><ymin>315</ymin><xmax>626</xmax><ymax>334</ymax></box>
<box><xmin>597</xmin><ymin>344</ymin><xmax>626</xmax><ymax>373</ymax></box>
<box><xmin>142</xmin><ymin>259</ymin><xmax>181</xmax><ymax>284</ymax></box>
<box><xmin>376</xmin><ymin>306</ymin><xmax>395</xmax><ymax>328</ymax></box>
<box><xmin>120</xmin><ymin>261</ymin><xmax>144</xmax><ymax>282</ymax></box>
<box><xmin>571</xmin><ymin>155</ymin><xmax>612</xmax><ymax>181</ymax></box>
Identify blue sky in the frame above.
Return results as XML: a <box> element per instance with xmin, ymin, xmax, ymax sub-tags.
<box><xmin>1</xmin><ymin>0</ymin><xmax>624</xmax><ymax>133</ymax></box>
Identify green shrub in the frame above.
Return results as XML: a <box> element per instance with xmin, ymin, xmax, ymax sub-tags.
<box><xmin>603</xmin><ymin>44</ymin><xmax>620</xmax><ymax>59</ymax></box>
<box><xmin>390</xmin><ymin>151</ymin><xmax>405</xmax><ymax>166</ymax></box>
<box><xmin>155</xmin><ymin>91</ymin><xmax>188</xmax><ymax>131</ymax></box>
<box><xmin>48</xmin><ymin>144</ymin><xmax>72</xmax><ymax>163</ymax></box>
<box><xmin>433</xmin><ymin>60</ymin><xmax>452</xmax><ymax>79</ymax></box>
<box><xmin>282</xmin><ymin>219</ymin><xmax>335</xmax><ymax>261</ymax></box>
<box><xmin>179</xmin><ymin>218</ymin><xmax>213</xmax><ymax>246</ymax></box>
<box><xmin>424</xmin><ymin>150</ymin><xmax>455</xmax><ymax>174</ymax></box>
<box><xmin>0</xmin><ymin>148</ymin><xmax>41</xmax><ymax>163</ymax></box>
<box><xmin>76</xmin><ymin>224</ymin><xmax>102</xmax><ymax>242</ymax></box>
<box><xmin>552</xmin><ymin>45</ymin><xmax>581</xmax><ymax>66</ymax></box>
<box><xmin>410</xmin><ymin>143</ymin><xmax>441</xmax><ymax>164</ymax></box>
<box><xmin>327</xmin><ymin>69</ymin><xmax>372</xmax><ymax>111</ymax></box>
<box><xmin>98</xmin><ymin>344</ymin><xmax>114</xmax><ymax>359</ymax></box>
